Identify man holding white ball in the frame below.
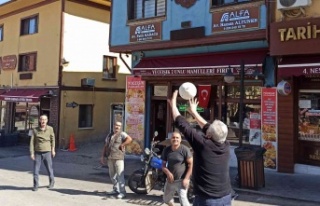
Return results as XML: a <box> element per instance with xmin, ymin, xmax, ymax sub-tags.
<box><xmin>168</xmin><ymin>88</ymin><xmax>232</xmax><ymax>206</ymax></box>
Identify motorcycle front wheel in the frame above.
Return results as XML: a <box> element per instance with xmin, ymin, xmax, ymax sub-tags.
<box><xmin>128</xmin><ymin>170</ymin><xmax>148</xmax><ymax>194</ymax></box>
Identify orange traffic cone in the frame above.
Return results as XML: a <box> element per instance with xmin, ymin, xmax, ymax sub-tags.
<box><xmin>68</xmin><ymin>134</ymin><xmax>77</xmax><ymax>152</ymax></box>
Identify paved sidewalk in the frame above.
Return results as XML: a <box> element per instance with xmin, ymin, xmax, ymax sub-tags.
<box><xmin>1</xmin><ymin>142</ymin><xmax>320</xmax><ymax>204</ymax></box>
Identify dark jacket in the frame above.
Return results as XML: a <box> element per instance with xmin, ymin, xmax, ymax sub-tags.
<box><xmin>175</xmin><ymin>115</ymin><xmax>231</xmax><ymax>198</ymax></box>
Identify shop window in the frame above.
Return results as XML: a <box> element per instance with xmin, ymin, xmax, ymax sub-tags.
<box><xmin>215</xmin><ymin>82</ymin><xmax>262</xmax><ymax>145</ymax></box>
<box><xmin>14</xmin><ymin>102</ymin><xmax>40</xmax><ymax>132</ymax></box>
<box><xmin>0</xmin><ymin>101</ymin><xmax>6</xmax><ymax>131</ymax></box>
<box><xmin>220</xmin><ymin>85</ymin><xmax>261</xmax><ymax>99</ymax></box>
<box><xmin>0</xmin><ymin>25</ymin><xmax>3</xmax><ymax>41</ymax></box>
<box><xmin>18</xmin><ymin>53</ymin><xmax>37</xmax><ymax>72</ymax></box>
<box><xmin>298</xmin><ymin>90</ymin><xmax>320</xmax><ymax>142</ymax></box>
<box><xmin>79</xmin><ymin>104</ymin><xmax>93</xmax><ymax>128</ymax></box>
<box><xmin>103</xmin><ymin>55</ymin><xmax>116</xmax><ymax>79</ymax></box>
<box><xmin>128</xmin><ymin>0</ymin><xmax>166</xmax><ymax>20</ymax></box>
<box><xmin>212</xmin><ymin>0</ymin><xmax>252</xmax><ymax>7</ymax></box>
<box><xmin>20</xmin><ymin>15</ymin><xmax>38</xmax><ymax>35</ymax></box>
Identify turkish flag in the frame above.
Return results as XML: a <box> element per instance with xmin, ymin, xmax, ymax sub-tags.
<box><xmin>197</xmin><ymin>85</ymin><xmax>211</xmax><ymax>108</ymax></box>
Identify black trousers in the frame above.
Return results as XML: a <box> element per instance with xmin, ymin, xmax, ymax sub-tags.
<box><xmin>33</xmin><ymin>151</ymin><xmax>54</xmax><ymax>187</ymax></box>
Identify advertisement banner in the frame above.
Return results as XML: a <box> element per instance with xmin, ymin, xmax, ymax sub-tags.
<box><xmin>125</xmin><ymin>76</ymin><xmax>145</xmax><ymax>155</ymax></box>
<box><xmin>261</xmin><ymin>87</ymin><xmax>278</xmax><ymax>170</ymax></box>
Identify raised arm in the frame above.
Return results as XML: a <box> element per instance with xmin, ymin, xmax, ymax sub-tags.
<box><xmin>188</xmin><ymin>97</ymin><xmax>208</xmax><ymax>129</ymax></box>
<box><xmin>167</xmin><ymin>90</ymin><xmax>181</xmax><ymax>121</ymax></box>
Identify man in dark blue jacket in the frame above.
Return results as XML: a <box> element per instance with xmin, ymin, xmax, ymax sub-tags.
<box><xmin>168</xmin><ymin>90</ymin><xmax>232</xmax><ymax>206</ymax></box>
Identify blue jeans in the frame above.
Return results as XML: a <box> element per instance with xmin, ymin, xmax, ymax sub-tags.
<box><xmin>33</xmin><ymin>151</ymin><xmax>54</xmax><ymax>187</ymax></box>
<box><xmin>193</xmin><ymin>194</ymin><xmax>231</xmax><ymax>206</ymax></box>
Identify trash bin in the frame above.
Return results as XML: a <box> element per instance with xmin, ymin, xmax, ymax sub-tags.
<box><xmin>234</xmin><ymin>145</ymin><xmax>266</xmax><ymax>190</ymax></box>
<box><xmin>0</xmin><ymin>130</ymin><xmax>5</xmax><ymax>147</ymax></box>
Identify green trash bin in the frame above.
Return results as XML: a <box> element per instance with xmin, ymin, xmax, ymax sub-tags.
<box><xmin>234</xmin><ymin>145</ymin><xmax>266</xmax><ymax>190</ymax></box>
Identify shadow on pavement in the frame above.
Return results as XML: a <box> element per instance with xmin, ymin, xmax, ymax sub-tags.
<box><xmin>50</xmin><ymin>188</ymin><xmax>106</xmax><ymax>197</ymax></box>
<box><xmin>0</xmin><ymin>185</ymin><xmax>44</xmax><ymax>191</ymax></box>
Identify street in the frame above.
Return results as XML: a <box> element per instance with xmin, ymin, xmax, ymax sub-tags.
<box><xmin>0</xmin><ymin>146</ymin><xmax>319</xmax><ymax>206</ymax></box>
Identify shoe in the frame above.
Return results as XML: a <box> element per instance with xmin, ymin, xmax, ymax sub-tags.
<box><xmin>32</xmin><ymin>186</ymin><xmax>38</xmax><ymax>191</ymax></box>
<box><xmin>106</xmin><ymin>190</ymin><xmax>118</xmax><ymax>195</ymax></box>
<box><xmin>48</xmin><ymin>181</ymin><xmax>55</xmax><ymax>189</ymax></box>
<box><xmin>116</xmin><ymin>193</ymin><xmax>126</xmax><ymax>199</ymax></box>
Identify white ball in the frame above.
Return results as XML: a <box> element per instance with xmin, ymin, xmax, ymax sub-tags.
<box><xmin>179</xmin><ymin>82</ymin><xmax>197</xmax><ymax>100</ymax></box>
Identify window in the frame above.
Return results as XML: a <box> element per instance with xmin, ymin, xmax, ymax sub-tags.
<box><xmin>103</xmin><ymin>56</ymin><xmax>117</xmax><ymax>79</ymax></box>
<box><xmin>0</xmin><ymin>25</ymin><xmax>3</xmax><ymax>41</ymax></box>
<box><xmin>20</xmin><ymin>15</ymin><xmax>38</xmax><ymax>35</ymax></box>
<box><xmin>298</xmin><ymin>90</ymin><xmax>320</xmax><ymax>142</ymax></box>
<box><xmin>14</xmin><ymin>102</ymin><xmax>40</xmax><ymax>132</ymax></box>
<box><xmin>128</xmin><ymin>0</ymin><xmax>166</xmax><ymax>20</ymax></box>
<box><xmin>18</xmin><ymin>53</ymin><xmax>37</xmax><ymax>72</ymax></box>
<box><xmin>79</xmin><ymin>105</ymin><xmax>93</xmax><ymax>128</ymax></box>
<box><xmin>212</xmin><ymin>0</ymin><xmax>251</xmax><ymax>7</ymax></box>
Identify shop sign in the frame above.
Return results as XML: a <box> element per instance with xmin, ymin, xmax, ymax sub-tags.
<box><xmin>130</xmin><ymin>22</ymin><xmax>162</xmax><ymax>43</ymax></box>
<box><xmin>270</xmin><ymin>17</ymin><xmax>320</xmax><ymax>55</ymax></box>
<box><xmin>133</xmin><ymin>66</ymin><xmax>261</xmax><ymax>76</ymax></box>
<box><xmin>278</xmin><ymin>66</ymin><xmax>320</xmax><ymax>77</ymax></box>
<box><xmin>277</xmin><ymin>80</ymin><xmax>291</xmax><ymax>96</ymax></box>
<box><xmin>261</xmin><ymin>87</ymin><xmax>278</xmax><ymax>170</ymax></box>
<box><xmin>212</xmin><ymin>7</ymin><xmax>259</xmax><ymax>33</ymax></box>
<box><xmin>1</xmin><ymin>55</ymin><xmax>17</xmax><ymax>70</ymax></box>
<box><xmin>66</xmin><ymin>101</ymin><xmax>79</xmax><ymax>108</ymax></box>
<box><xmin>4</xmin><ymin>97</ymin><xmax>34</xmax><ymax>102</ymax></box>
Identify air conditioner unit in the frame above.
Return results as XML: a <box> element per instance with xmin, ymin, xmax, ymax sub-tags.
<box><xmin>81</xmin><ymin>78</ymin><xmax>95</xmax><ymax>87</ymax></box>
<box><xmin>277</xmin><ymin>0</ymin><xmax>312</xmax><ymax>10</ymax></box>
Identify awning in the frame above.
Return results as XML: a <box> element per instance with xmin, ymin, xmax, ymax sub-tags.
<box><xmin>0</xmin><ymin>89</ymin><xmax>50</xmax><ymax>102</ymax></box>
<box><xmin>278</xmin><ymin>56</ymin><xmax>320</xmax><ymax>77</ymax></box>
<box><xmin>133</xmin><ymin>49</ymin><xmax>268</xmax><ymax>76</ymax></box>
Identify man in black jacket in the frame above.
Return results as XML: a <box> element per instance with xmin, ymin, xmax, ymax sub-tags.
<box><xmin>168</xmin><ymin>90</ymin><xmax>232</xmax><ymax>206</ymax></box>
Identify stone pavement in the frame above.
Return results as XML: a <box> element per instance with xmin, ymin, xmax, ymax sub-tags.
<box><xmin>1</xmin><ymin>141</ymin><xmax>320</xmax><ymax>204</ymax></box>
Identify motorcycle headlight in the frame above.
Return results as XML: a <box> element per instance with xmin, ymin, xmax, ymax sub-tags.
<box><xmin>144</xmin><ymin>148</ymin><xmax>150</xmax><ymax>155</ymax></box>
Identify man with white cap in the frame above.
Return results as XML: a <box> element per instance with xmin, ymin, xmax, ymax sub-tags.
<box><xmin>167</xmin><ymin>90</ymin><xmax>232</xmax><ymax>206</ymax></box>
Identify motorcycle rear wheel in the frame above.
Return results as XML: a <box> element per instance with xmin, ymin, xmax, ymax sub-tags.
<box><xmin>128</xmin><ymin>170</ymin><xmax>148</xmax><ymax>194</ymax></box>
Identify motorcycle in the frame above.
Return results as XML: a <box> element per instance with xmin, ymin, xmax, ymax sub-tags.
<box><xmin>128</xmin><ymin>131</ymin><xmax>194</xmax><ymax>201</ymax></box>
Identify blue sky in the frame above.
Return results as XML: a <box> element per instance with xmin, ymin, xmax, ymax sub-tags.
<box><xmin>0</xmin><ymin>0</ymin><xmax>11</xmax><ymax>5</ymax></box>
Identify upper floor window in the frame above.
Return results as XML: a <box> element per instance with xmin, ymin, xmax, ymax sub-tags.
<box><xmin>0</xmin><ymin>25</ymin><xmax>3</xmax><ymax>41</ymax></box>
<box><xmin>212</xmin><ymin>0</ymin><xmax>251</xmax><ymax>7</ymax></box>
<box><xmin>103</xmin><ymin>56</ymin><xmax>117</xmax><ymax>79</ymax></box>
<box><xmin>18</xmin><ymin>52</ymin><xmax>37</xmax><ymax>72</ymax></box>
<box><xmin>20</xmin><ymin>15</ymin><xmax>38</xmax><ymax>35</ymax></box>
<box><xmin>128</xmin><ymin>0</ymin><xmax>166</xmax><ymax>20</ymax></box>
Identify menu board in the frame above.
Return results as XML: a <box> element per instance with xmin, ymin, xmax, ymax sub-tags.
<box><xmin>125</xmin><ymin>76</ymin><xmax>145</xmax><ymax>155</ymax></box>
<box><xmin>261</xmin><ymin>87</ymin><xmax>278</xmax><ymax>169</ymax></box>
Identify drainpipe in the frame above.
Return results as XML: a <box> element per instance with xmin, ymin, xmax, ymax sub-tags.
<box><xmin>56</xmin><ymin>0</ymin><xmax>66</xmax><ymax>148</ymax></box>
<box><xmin>119</xmin><ymin>53</ymin><xmax>132</xmax><ymax>73</ymax></box>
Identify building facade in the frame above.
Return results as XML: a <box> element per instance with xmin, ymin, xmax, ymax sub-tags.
<box><xmin>109</xmin><ymin>0</ymin><xmax>277</xmax><ymax>168</ymax></box>
<box><xmin>0</xmin><ymin>0</ymin><xmax>130</xmax><ymax>148</ymax></box>
<box><xmin>270</xmin><ymin>0</ymin><xmax>320</xmax><ymax>174</ymax></box>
